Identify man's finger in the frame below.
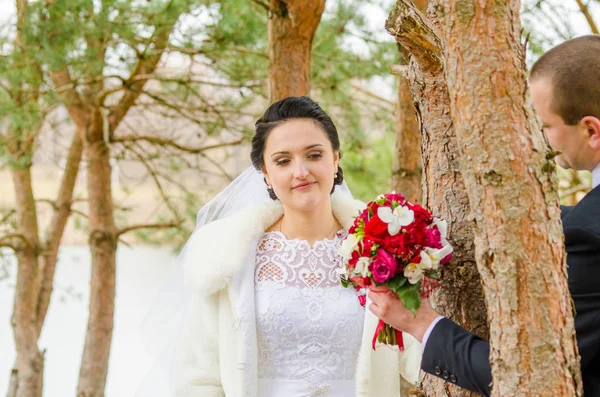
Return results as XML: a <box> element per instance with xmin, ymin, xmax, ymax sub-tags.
<box><xmin>367</xmin><ymin>290</ymin><xmax>383</xmax><ymax>304</ymax></box>
<box><xmin>368</xmin><ymin>302</ymin><xmax>381</xmax><ymax>317</ymax></box>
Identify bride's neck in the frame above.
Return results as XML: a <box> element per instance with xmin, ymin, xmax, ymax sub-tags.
<box><xmin>277</xmin><ymin>201</ymin><xmax>339</xmax><ymax>244</ymax></box>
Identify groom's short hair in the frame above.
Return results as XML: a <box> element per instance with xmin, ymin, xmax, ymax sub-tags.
<box><xmin>529</xmin><ymin>34</ymin><xmax>600</xmax><ymax>125</ymax></box>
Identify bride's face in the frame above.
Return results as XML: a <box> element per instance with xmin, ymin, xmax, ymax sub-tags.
<box><xmin>262</xmin><ymin>118</ymin><xmax>339</xmax><ymax>212</ymax></box>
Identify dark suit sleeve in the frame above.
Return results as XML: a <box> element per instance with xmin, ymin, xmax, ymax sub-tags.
<box><xmin>564</xmin><ymin>224</ymin><xmax>600</xmax><ymax>395</ymax></box>
<box><xmin>421</xmin><ymin>318</ymin><xmax>492</xmax><ymax>397</ymax></box>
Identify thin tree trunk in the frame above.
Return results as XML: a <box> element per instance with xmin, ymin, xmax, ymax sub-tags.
<box><xmin>76</xmin><ymin>114</ymin><xmax>117</xmax><ymax>397</ymax></box>
<box><xmin>36</xmin><ymin>133</ymin><xmax>84</xmax><ymax>333</ymax></box>
<box><xmin>387</xmin><ymin>3</ymin><xmax>486</xmax><ymax>396</ymax></box>
<box><xmin>438</xmin><ymin>1</ymin><xmax>582</xmax><ymax>395</ymax></box>
<box><xmin>268</xmin><ymin>0</ymin><xmax>326</xmax><ymax>102</ymax></box>
<box><xmin>9</xmin><ymin>167</ymin><xmax>44</xmax><ymax>397</ymax></box>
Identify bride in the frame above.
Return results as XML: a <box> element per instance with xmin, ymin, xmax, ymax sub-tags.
<box><xmin>170</xmin><ymin>96</ymin><xmax>422</xmax><ymax>397</ymax></box>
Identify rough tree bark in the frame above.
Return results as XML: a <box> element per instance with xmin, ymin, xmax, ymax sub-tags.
<box><xmin>392</xmin><ymin>0</ymin><xmax>427</xmax><ymax>204</ymax></box>
<box><xmin>387</xmin><ymin>3</ymin><xmax>486</xmax><ymax>396</ymax></box>
<box><xmin>388</xmin><ymin>0</ymin><xmax>583</xmax><ymax>395</ymax></box>
<box><xmin>438</xmin><ymin>1</ymin><xmax>581</xmax><ymax>395</ymax></box>
<box><xmin>268</xmin><ymin>0</ymin><xmax>326</xmax><ymax>101</ymax></box>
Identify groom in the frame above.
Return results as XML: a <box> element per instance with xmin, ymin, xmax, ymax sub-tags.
<box><xmin>369</xmin><ymin>35</ymin><xmax>600</xmax><ymax>397</ymax></box>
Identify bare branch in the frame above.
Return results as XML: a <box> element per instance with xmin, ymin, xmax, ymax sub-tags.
<box><xmin>385</xmin><ymin>1</ymin><xmax>443</xmax><ymax>70</ymax></box>
<box><xmin>250</xmin><ymin>0</ymin><xmax>270</xmax><ymax>13</ymax></box>
<box><xmin>0</xmin><ymin>233</ymin><xmax>28</xmax><ymax>250</ymax></box>
<box><xmin>0</xmin><ymin>210</ymin><xmax>16</xmax><ymax>224</ymax></box>
<box><xmin>116</xmin><ymin>221</ymin><xmax>182</xmax><ymax>237</ymax></box>
<box><xmin>350</xmin><ymin>83</ymin><xmax>396</xmax><ymax>108</ymax></box>
<box><xmin>111</xmin><ymin>135</ymin><xmax>244</xmax><ymax>153</ymax></box>
<box><xmin>389</xmin><ymin>64</ymin><xmax>409</xmax><ymax>78</ymax></box>
<box><xmin>574</xmin><ymin>0</ymin><xmax>599</xmax><ymax>34</ymax></box>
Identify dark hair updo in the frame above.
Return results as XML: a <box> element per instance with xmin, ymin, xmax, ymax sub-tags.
<box><xmin>251</xmin><ymin>96</ymin><xmax>344</xmax><ymax>200</ymax></box>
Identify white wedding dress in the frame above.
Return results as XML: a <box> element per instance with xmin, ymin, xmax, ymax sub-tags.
<box><xmin>254</xmin><ymin>230</ymin><xmax>365</xmax><ymax>397</ymax></box>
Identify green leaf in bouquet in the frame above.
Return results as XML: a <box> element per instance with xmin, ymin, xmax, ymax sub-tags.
<box><xmin>386</xmin><ymin>276</ymin><xmax>407</xmax><ymax>293</ymax></box>
<box><xmin>398</xmin><ymin>283</ymin><xmax>421</xmax><ymax>315</ymax></box>
<box><xmin>341</xmin><ymin>277</ymin><xmax>350</xmax><ymax>288</ymax></box>
<box><xmin>425</xmin><ymin>271</ymin><xmax>441</xmax><ymax>280</ymax></box>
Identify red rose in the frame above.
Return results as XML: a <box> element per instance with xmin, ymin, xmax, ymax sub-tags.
<box><xmin>364</xmin><ymin>214</ymin><xmax>388</xmax><ymax>241</ymax></box>
<box><xmin>405</xmin><ymin>226</ymin><xmax>427</xmax><ymax>247</ymax></box>
<box><xmin>382</xmin><ymin>234</ymin><xmax>409</xmax><ymax>257</ymax></box>
<box><xmin>386</xmin><ymin>193</ymin><xmax>406</xmax><ymax>204</ymax></box>
<box><xmin>409</xmin><ymin>203</ymin><xmax>433</xmax><ymax>224</ymax></box>
<box><xmin>358</xmin><ymin>238</ymin><xmax>375</xmax><ymax>257</ymax></box>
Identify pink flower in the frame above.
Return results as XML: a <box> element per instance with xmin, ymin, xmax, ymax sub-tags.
<box><xmin>425</xmin><ymin>227</ymin><xmax>443</xmax><ymax>249</ymax></box>
<box><xmin>371</xmin><ymin>249</ymin><xmax>398</xmax><ymax>283</ymax></box>
<box><xmin>441</xmin><ymin>253</ymin><xmax>452</xmax><ymax>265</ymax></box>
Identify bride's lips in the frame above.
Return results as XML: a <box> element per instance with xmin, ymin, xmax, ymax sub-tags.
<box><xmin>293</xmin><ymin>182</ymin><xmax>316</xmax><ymax>190</ymax></box>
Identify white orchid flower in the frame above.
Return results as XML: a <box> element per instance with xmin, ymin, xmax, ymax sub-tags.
<box><xmin>377</xmin><ymin>205</ymin><xmax>415</xmax><ymax>236</ymax></box>
<box><xmin>339</xmin><ymin>233</ymin><xmax>360</xmax><ymax>260</ymax></box>
<box><xmin>404</xmin><ymin>263</ymin><xmax>424</xmax><ymax>284</ymax></box>
<box><xmin>353</xmin><ymin>257</ymin><xmax>371</xmax><ymax>277</ymax></box>
<box><xmin>432</xmin><ymin>218</ymin><xmax>449</xmax><ymax>244</ymax></box>
<box><xmin>418</xmin><ymin>250</ymin><xmax>434</xmax><ymax>270</ymax></box>
<box><xmin>422</xmin><ymin>245</ymin><xmax>454</xmax><ymax>270</ymax></box>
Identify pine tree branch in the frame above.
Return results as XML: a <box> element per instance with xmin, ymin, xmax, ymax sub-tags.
<box><xmin>108</xmin><ymin>2</ymin><xmax>184</xmax><ymax>132</ymax></box>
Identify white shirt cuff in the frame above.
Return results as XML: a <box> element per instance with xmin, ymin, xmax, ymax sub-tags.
<box><xmin>421</xmin><ymin>316</ymin><xmax>445</xmax><ymax>349</ymax></box>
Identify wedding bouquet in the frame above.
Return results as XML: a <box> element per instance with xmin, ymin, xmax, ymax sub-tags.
<box><xmin>338</xmin><ymin>193</ymin><xmax>453</xmax><ymax>351</ymax></box>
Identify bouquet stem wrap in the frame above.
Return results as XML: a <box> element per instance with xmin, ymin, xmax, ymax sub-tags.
<box><xmin>372</xmin><ymin>320</ymin><xmax>404</xmax><ymax>351</ymax></box>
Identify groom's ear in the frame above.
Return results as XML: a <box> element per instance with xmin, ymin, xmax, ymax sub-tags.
<box><xmin>582</xmin><ymin>116</ymin><xmax>600</xmax><ymax>150</ymax></box>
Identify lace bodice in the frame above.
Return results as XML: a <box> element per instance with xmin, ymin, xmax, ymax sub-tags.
<box><xmin>254</xmin><ymin>230</ymin><xmax>365</xmax><ymax>393</ymax></box>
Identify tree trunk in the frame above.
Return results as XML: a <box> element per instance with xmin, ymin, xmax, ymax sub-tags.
<box><xmin>76</xmin><ymin>114</ymin><xmax>117</xmax><ymax>397</ymax></box>
<box><xmin>36</xmin><ymin>133</ymin><xmax>83</xmax><ymax>333</ymax></box>
<box><xmin>9</xmin><ymin>167</ymin><xmax>44</xmax><ymax>397</ymax></box>
<box><xmin>392</xmin><ymin>0</ymin><xmax>427</xmax><ymax>204</ymax></box>
<box><xmin>393</xmin><ymin>44</ymin><xmax>422</xmax><ymax>203</ymax></box>
<box><xmin>268</xmin><ymin>0</ymin><xmax>326</xmax><ymax>102</ymax></box>
<box><xmin>438</xmin><ymin>1</ymin><xmax>582</xmax><ymax>395</ymax></box>
<box><xmin>6</xmin><ymin>133</ymin><xmax>83</xmax><ymax>397</ymax></box>
<box><xmin>387</xmin><ymin>3</ymin><xmax>486</xmax><ymax>396</ymax></box>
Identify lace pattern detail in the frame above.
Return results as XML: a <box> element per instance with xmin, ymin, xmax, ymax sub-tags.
<box><xmin>254</xmin><ymin>230</ymin><xmax>364</xmax><ymax>388</ymax></box>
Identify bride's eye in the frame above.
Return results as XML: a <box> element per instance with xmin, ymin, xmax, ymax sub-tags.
<box><xmin>275</xmin><ymin>158</ymin><xmax>290</xmax><ymax>166</ymax></box>
<box><xmin>308</xmin><ymin>152</ymin><xmax>323</xmax><ymax>160</ymax></box>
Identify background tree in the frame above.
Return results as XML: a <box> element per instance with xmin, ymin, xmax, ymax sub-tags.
<box><xmin>268</xmin><ymin>0</ymin><xmax>326</xmax><ymax>100</ymax></box>
<box><xmin>0</xmin><ymin>2</ymin><xmax>83</xmax><ymax>396</ymax></box>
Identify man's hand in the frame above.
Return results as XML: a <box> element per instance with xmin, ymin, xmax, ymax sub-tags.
<box><xmin>368</xmin><ymin>290</ymin><xmax>440</xmax><ymax>342</ymax></box>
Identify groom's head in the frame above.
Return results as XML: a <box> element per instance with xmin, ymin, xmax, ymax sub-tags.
<box><xmin>529</xmin><ymin>35</ymin><xmax>600</xmax><ymax>171</ymax></box>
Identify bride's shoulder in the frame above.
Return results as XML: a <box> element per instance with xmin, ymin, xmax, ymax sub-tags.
<box><xmin>181</xmin><ymin>199</ymin><xmax>283</xmax><ymax>294</ymax></box>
